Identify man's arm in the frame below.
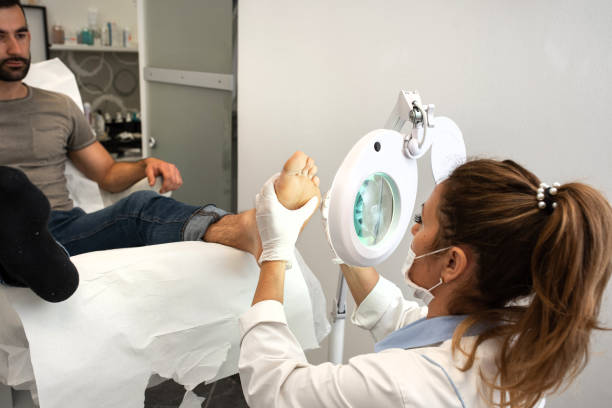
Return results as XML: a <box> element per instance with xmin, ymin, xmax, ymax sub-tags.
<box><xmin>68</xmin><ymin>142</ymin><xmax>183</xmax><ymax>193</ymax></box>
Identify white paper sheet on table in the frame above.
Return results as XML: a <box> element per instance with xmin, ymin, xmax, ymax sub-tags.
<box><xmin>0</xmin><ymin>242</ymin><xmax>328</xmax><ymax>407</ymax></box>
<box><xmin>0</xmin><ymin>295</ymin><xmax>37</xmax><ymax>400</ymax></box>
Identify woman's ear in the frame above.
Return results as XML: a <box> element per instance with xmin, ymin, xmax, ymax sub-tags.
<box><xmin>441</xmin><ymin>246</ymin><xmax>469</xmax><ymax>283</ymax></box>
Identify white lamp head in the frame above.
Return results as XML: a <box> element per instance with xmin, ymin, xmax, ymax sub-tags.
<box><xmin>322</xmin><ymin>129</ymin><xmax>418</xmax><ymax>267</ymax></box>
<box><xmin>430</xmin><ymin>117</ymin><xmax>466</xmax><ymax>184</ymax></box>
<box><xmin>322</xmin><ymin>90</ymin><xmax>466</xmax><ymax>268</ymax></box>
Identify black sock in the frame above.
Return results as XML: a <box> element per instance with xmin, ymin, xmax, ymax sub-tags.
<box><xmin>0</xmin><ymin>166</ymin><xmax>79</xmax><ymax>302</ymax></box>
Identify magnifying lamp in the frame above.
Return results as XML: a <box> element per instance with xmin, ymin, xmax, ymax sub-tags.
<box><xmin>322</xmin><ymin>128</ymin><xmax>418</xmax><ymax>267</ymax></box>
<box><xmin>323</xmin><ymin>90</ymin><xmax>466</xmax><ymax>364</ymax></box>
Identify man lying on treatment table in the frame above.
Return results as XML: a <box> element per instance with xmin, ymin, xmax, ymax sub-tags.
<box><xmin>0</xmin><ymin>0</ymin><xmax>261</xmax><ymax>301</ymax></box>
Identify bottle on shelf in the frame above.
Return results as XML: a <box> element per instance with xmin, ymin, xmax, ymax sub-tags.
<box><xmin>51</xmin><ymin>23</ymin><xmax>64</xmax><ymax>44</ymax></box>
<box><xmin>65</xmin><ymin>29</ymin><xmax>77</xmax><ymax>45</ymax></box>
<box><xmin>102</xmin><ymin>23</ymin><xmax>110</xmax><ymax>47</ymax></box>
<box><xmin>87</xmin><ymin>7</ymin><xmax>101</xmax><ymax>46</ymax></box>
<box><xmin>83</xmin><ymin>102</ymin><xmax>92</xmax><ymax>126</ymax></box>
<box><xmin>81</xmin><ymin>27</ymin><xmax>93</xmax><ymax>46</ymax></box>
<box><xmin>123</xmin><ymin>27</ymin><xmax>132</xmax><ymax>48</ymax></box>
<box><xmin>111</xmin><ymin>22</ymin><xmax>121</xmax><ymax>47</ymax></box>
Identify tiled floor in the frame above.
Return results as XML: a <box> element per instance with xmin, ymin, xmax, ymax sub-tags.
<box><xmin>144</xmin><ymin>374</ymin><xmax>248</xmax><ymax>408</ymax></box>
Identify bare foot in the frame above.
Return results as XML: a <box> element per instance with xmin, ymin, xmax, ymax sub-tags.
<box><xmin>274</xmin><ymin>151</ymin><xmax>321</xmax><ymax>222</ymax></box>
<box><xmin>203</xmin><ymin>209</ymin><xmax>262</xmax><ymax>260</ymax></box>
<box><xmin>202</xmin><ymin>151</ymin><xmax>320</xmax><ymax>259</ymax></box>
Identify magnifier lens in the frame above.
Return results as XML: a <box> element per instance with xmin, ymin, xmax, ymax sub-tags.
<box><xmin>354</xmin><ymin>173</ymin><xmax>396</xmax><ymax>246</ymax></box>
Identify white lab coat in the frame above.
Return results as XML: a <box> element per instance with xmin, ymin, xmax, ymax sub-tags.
<box><xmin>238</xmin><ymin>277</ymin><xmax>502</xmax><ymax>407</ymax></box>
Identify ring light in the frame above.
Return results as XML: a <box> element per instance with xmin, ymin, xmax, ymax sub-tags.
<box><xmin>323</xmin><ymin>129</ymin><xmax>417</xmax><ymax>267</ymax></box>
<box><xmin>325</xmin><ymin>90</ymin><xmax>466</xmax><ymax>364</ymax></box>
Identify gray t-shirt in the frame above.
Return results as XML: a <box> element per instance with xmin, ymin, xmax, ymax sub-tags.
<box><xmin>0</xmin><ymin>85</ymin><xmax>96</xmax><ymax>211</ymax></box>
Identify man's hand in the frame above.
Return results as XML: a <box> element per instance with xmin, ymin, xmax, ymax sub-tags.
<box><xmin>143</xmin><ymin>157</ymin><xmax>183</xmax><ymax>194</ymax></box>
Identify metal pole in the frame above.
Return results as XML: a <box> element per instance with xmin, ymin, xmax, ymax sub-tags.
<box><xmin>328</xmin><ymin>270</ymin><xmax>348</xmax><ymax>364</ymax></box>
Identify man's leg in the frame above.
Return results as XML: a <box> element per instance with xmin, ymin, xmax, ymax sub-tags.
<box><xmin>49</xmin><ymin>150</ymin><xmax>321</xmax><ymax>259</ymax></box>
<box><xmin>50</xmin><ymin>190</ymin><xmax>262</xmax><ymax>258</ymax></box>
<box><xmin>0</xmin><ymin>166</ymin><xmax>79</xmax><ymax>302</ymax></box>
<box><xmin>202</xmin><ymin>209</ymin><xmax>261</xmax><ymax>259</ymax></box>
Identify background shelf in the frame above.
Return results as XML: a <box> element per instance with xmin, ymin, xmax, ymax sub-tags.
<box><xmin>50</xmin><ymin>44</ymin><xmax>139</xmax><ymax>53</ymax></box>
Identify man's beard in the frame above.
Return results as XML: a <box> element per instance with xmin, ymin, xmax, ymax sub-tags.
<box><xmin>0</xmin><ymin>55</ymin><xmax>31</xmax><ymax>82</ymax></box>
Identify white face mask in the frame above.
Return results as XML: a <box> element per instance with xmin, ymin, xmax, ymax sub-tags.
<box><xmin>401</xmin><ymin>245</ymin><xmax>450</xmax><ymax>304</ymax></box>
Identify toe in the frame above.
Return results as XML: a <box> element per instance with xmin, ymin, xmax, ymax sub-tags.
<box><xmin>308</xmin><ymin>165</ymin><xmax>318</xmax><ymax>179</ymax></box>
<box><xmin>301</xmin><ymin>157</ymin><xmax>312</xmax><ymax>175</ymax></box>
<box><xmin>313</xmin><ymin>176</ymin><xmax>320</xmax><ymax>186</ymax></box>
<box><xmin>283</xmin><ymin>151</ymin><xmax>308</xmax><ymax>173</ymax></box>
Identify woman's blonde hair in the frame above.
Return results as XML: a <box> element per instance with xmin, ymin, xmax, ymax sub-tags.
<box><xmin>435</xmin><ymin>159</ymin><xmax>612</xmax><ymax>407</ymax></box>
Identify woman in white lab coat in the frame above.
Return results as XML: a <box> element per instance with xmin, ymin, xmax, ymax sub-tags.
<box><xmin>238</xmin><ymin>152</ymin><xmax>612</xmax><ymax>408</ymax></box>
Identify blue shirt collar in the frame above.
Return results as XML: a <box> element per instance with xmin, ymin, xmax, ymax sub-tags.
<box><xmin>375</xmin><ymin>315</ymin><xmax>487</xmax><ymax>352</ymax></box>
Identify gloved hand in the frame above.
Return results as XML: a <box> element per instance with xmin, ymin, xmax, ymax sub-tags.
<box><xmin>256</xmin><ymin>173</ymin><xmax>319</xmax><ymax>269</ymax></box>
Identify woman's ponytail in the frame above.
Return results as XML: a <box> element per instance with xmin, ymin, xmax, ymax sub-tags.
<box><xmin>439</xmin><ymin>160</ymin><xmax>612</xmax><ymax>407</ymax></box>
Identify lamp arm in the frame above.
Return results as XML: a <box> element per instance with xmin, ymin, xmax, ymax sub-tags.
<box><xmin>384</xmin><ymin>90</ymin><xmax>436</xmax><ymax>158</ymax></box>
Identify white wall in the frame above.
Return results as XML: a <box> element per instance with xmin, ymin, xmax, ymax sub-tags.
<box><xmin>238</xmin><ymin>0</ymin><xmax>612</xmax><ymax>406</ymax></box>
<box><xmin>39</xmin><ymin>0</ymin><xmax>138</xmax><ymax>43</ymax></box>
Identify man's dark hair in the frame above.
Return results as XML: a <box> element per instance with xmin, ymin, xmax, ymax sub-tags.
<box><xmin>0</xmin><ymin>0</ymin><xmax>24</xmax><ymax>16</ymax></box>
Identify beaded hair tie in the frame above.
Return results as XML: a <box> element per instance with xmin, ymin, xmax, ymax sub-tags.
<box><xmin>537</xmin><ymin>182</ymin><xmax>560</xmax><ymax>214</ymax></box>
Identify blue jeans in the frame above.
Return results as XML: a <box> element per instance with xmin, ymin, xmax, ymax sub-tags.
<box><xmin>49</xmin><ymin>191</ymin><xmax>230</xmax><ymax>256</ymax></box>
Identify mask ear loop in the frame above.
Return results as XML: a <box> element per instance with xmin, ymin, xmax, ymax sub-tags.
<box><xmin>428</xmin><ymin>277</ymin><xmax>444</xmax><ymax>292</ymax></box>
<box><xmin>416</xmin><ymin>247</ymin><xmax>450</xmax><ymax>293</ymax></box>
<box><xmin>414</xmin><ymin>246</ymin><xmax>452</xmax><ymax>260</ymax></box>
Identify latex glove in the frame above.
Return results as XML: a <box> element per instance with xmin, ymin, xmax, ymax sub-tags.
<box><xmin>256</xmin><ymin>173</ymin><xmax>319</xmax><ymax>269</ymax></box>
